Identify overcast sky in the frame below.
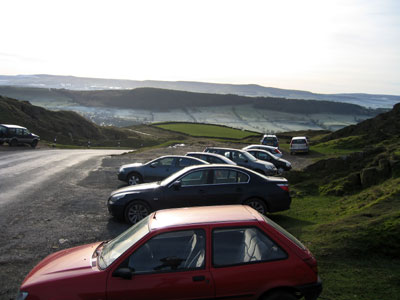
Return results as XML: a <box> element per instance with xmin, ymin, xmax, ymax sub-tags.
<box><xmin>1</xmin><ymin>0</ymin><xmax>399</xmax><ymax>94</ymax></box>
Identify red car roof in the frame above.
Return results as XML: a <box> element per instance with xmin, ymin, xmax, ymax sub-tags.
<box><xmin>149</xmin><ymin>205</ymin><xmax>263</xmax><ymax>230</ymax></box>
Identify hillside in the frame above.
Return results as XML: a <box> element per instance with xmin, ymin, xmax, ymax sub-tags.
<box><xmin>321</xmin><ymin>102</ymin><xmax>400</xmax><ymax>144</ymax></box>
<box><xmin>0</xmin><ymin>96</ymin><xmax>174</xmax><ymax>147</ymax></box>
<box><xmin>277</xmin><ymin>105</ymin><xmax>400</xmax><ymax>299</ymax></box>
<box><xmin>285</xmin><ymin>104</ymin><xmax>400</xmax><ymax>257</ymax></box>
<box><xmin>1</xmin><ymin>74</ymin><xmax>399</xmax><ymax>108</ymax></box>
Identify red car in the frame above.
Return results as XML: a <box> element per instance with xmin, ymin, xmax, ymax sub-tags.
<box><xmin>17</xmin><ymin>206</ymin><xmax>322</xmax><ymax>300</ymax></box>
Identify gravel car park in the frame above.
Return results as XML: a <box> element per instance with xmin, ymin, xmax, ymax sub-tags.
<box><xmin>0</xmin><ymin>143</ymin><xmax>312</xmax><ymax>300</ymax></box>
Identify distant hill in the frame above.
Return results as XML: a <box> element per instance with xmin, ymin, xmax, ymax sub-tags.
<box><xmin>0</xmin><ymin>85</ymin><xmax>383</xmax><ymax>116</ymax></box>
<box><xmin>1</xmin><ymin>74</ymin><xmax>399</xmax><ymax>108</ymax></box>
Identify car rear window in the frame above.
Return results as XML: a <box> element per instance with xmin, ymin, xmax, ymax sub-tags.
<box><xmin>292</xmin><ymin>139</ymin><xmax>306</xmax><ymax>144</ymax></box>
<box><xmin>261</xmin><ymin>215</ymin><xmax>306</xmax><ymax>250</ymax></box>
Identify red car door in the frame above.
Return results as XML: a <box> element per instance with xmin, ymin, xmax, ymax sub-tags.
<box><xmin>210</xmin><ymin>225</ymin><xmax>290</xmax><ymax>299</ymax></box>
<box><xmin>106</xmin><ymin>228</ymin><xmax>214</xmax><ymax>300</ymax></box>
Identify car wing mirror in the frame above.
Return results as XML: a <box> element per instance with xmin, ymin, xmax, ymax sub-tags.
<box><xmin>150</xmin><ymin>162</ymin><xmax>157</xmax><ymax>168</ymax></box>
<box><xmin>172</xmin><ymin>181</ymin><xmax>182</xmax><ymax>190</ymax></box>
<box><xmin>112</xmin><ymin>267</ymin><xmax>134</xmax><ymax>280</ymax></box>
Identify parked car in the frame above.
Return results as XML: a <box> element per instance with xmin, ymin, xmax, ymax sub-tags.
<box><xmin>245</xmin><ymin>149</ymin><xmax>292</xmax><ymax>173</ymax></box>
<box><xmin>109</xmin><ymin>164</ymin><xmax>291</xmax><ymax>224</ymax></box>
<box><xmin>0</xmin><ymin>124</ymin><xmax>40</xmax><ymax>148</ymax></box>
<box><xmin>204</xmin><ymin>147</ymin><xmax>277</xmax><ymax>175</ymax></box>
<box><xmin>290</xmin><ymin>136</ymin><xmax>310</xmax><ymax>154</ymax></box>
<box><xmin>17</xmin><ymin>205</ymin><xmax>322</xmax><ymax>300</ymax></box>
<box><xmin>260</xmin><ymin>134</ymin><xmax>279</xmax><ymax>147</ymax></box>
<box><xmin>242</xmin><ymin>144</ymin><xmax>283</xmax><ymax>158</ymax></box>
<box><xmin>118</xmin><ymin>155</ymin><xmax>208</xmax><ymax>185</ymax></box>
<box><xmin>186</xmin><ymin>152</ymin><xmax>236</xmax><ymax>165</ymax></box>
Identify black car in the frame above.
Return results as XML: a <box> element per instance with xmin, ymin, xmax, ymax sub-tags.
<box><xmin>245</xmin><ymin>149</ymin><xmax>292</xmax><ymax>173</ymax></box>
<box><xmin>117</xmin><ymin>155</ymin><xmax>208</xmax><ymax>185</ymax></box>
<box><xmin>109</xmin><ymin>164</ymin><xmax>291</xmax><ymax>224</ymax></box>
<box><xmin>0</xmin><ymin>124</ymin><xmax>40</xmax><ymax>148</ymax></box>
<box><xmin>185</xmin><ymin>152</ymin><xmax>236</xmax><ymax>165</ymax></box>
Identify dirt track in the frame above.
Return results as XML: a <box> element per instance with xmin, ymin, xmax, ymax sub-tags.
<box><xmin>0</xmin><ymin>143</ymin><xmax>311</xmax><ymax>299</ymax></box>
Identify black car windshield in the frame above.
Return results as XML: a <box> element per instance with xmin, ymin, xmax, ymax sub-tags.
<box><xmin>243</xmin><ymin>151</ymin><xmax>257</xmax><ymax>161</ymax></box>
<box><xmin>99</xmin><ymin>215</ymin><xmax>150</xmax><ymax>269</ymax></box>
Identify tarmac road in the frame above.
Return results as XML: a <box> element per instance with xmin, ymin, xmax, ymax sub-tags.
<box><xmin>0</xmin><ymin>149</ymin><xmax>130</xmax><ymax>206</ymax></box>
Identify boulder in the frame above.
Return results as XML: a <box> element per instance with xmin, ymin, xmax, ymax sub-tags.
<box><xmin>360</xmin><ymin>167</ymin><xmax>380</xmax><ymax>188</ymax></box>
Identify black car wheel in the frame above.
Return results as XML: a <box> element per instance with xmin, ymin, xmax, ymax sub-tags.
<box><xmin>10</xmin><ymin>139</ymin><xmax>18</xmax><ymax>147</ymax></box>
<box><xmin>124</xmin><ymin>201</ymin><xmax>151</xmax><ymax>224</ymax></box>
<box><xmin>31</xmin><ymin>140</ymin><xmax>38</xmax><ymax>148</ymax></box>
<box><xmin>244</xmin><ymin>198</ymin><xmax>267</xmax><ymax>215</ymax></box>
<box><xmin>128</xmin><ymin>173</ymin><xmax>143</xmax><ymax>185</ymax></box>
<box><xmin>262</xmin><ymin>291</ymin><xmax>297</xmax><ymax>300</ymax></box>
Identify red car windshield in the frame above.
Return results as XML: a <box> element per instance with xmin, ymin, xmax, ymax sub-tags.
<box><xmin>99</xmin><ymin>215</ymin><xmax>150</xmax><ymax>269</ymax></box>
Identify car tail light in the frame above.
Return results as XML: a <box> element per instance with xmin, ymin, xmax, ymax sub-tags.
<box><xmin>277</xmin><ymin>183</ymin><xmax>289</xmax><ymax>192</ymax></box>
<box><xmin>274</xmin><ymin>149</ymin><xmax>282</xmax><ymax>154</ymax></box>
<box><xmin>303</xmin><ymin>256</ymin><xmax>318</xmax><ymax>274</ymax></box>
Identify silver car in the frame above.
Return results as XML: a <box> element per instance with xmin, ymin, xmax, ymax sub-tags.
<box><xmin>204</xmin><ymin>147</ymin><xmax>277</xmax><ymax>176</ymax></box>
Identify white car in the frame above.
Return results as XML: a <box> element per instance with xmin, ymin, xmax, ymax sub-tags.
<box><xmin>290</xmin><ymin>136</ymin><xmax>310</xmax><ymax>154</ymax></box>
<box><xmin>242</xmin><ymin>145</ymin><xmax>283</xmax><ymax>158</ymax></box>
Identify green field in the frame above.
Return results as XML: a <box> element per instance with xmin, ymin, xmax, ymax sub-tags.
<box><xmin>154</xmin><ymin>122</ymin><xmax>260</xmax><ymax>139</ymax></box>
<box><xmin>272</xmin><ymin>177</ymin><xmax>400</xmax><ymax>300</ymax></box>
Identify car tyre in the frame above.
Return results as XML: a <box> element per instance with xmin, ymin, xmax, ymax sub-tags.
<box><xmin>128</xmin><ymin>173</ymin><xmax>143</xmax><ymax>185</ymax></box>
<box><xmin>262</xmin><ymin>291</ymin><xmax>297</xmax><ymax>300</ymax></box>
<box><xmin>31</xmin><ymin>140</ymin><xmax>38</xmax><ymax>148</ymax></box>
<box><xmin>124</xmin><ymin>201</ymin><xmax>151</xmax><ymax>224</ymax></box>
<box><xmin>243</xmin><ymin>198</ymin><xmax>267</xmax><ymax>215</ymax></box>
<box><xmin>10</xmin><ymin>139</ymin><xmax>18</xmax><ymax>147</ymax></box>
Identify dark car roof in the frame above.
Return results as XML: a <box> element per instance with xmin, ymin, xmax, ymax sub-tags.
<box><xmin>247</xmin><ymin>149</ymin><xmax>275</xmax><ymax>155</ymax></box>
<box><xmin>149</xmin><ymin>205</ymin><xmax>263</xmax><ymax>230</ymax></box>
<box><xmin>204</xmin><ymin>147</ymin><xmax>245</xmax><ymax>152</ymax></box>
<box><xmin>168</xmin><ymin>164</ymin><xmax>285</xmax><ymax>181</ymax></box>
<box><xmin>186</xmin><ymin>152</ymin><xmax>235</xmax><ymax>162</ymax></box>
<box><xmin>151</xmin><ymin>155</ymin><xmax>209</xmax><ymax>163</ymax></box>
<box><xmin>0</xmin><ymin>124</ymin><xmax>27</xmax><ymax>129</ymax></box>
<box><xmin>187</xmin><ymin>152</ymin><xmax>226</xmax><ymax>157</ymax></box>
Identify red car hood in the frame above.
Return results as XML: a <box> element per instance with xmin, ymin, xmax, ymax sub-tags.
<box><xmin>21</xmin><ymin>242</ymin><xmax>102</xmax><ymax>288</ymax></box>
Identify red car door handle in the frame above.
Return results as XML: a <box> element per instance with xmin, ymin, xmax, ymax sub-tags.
<box><xmin>192</xmin><ymin>275</ymin><xmax>205</xmax><ymax>282</ymax></box>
